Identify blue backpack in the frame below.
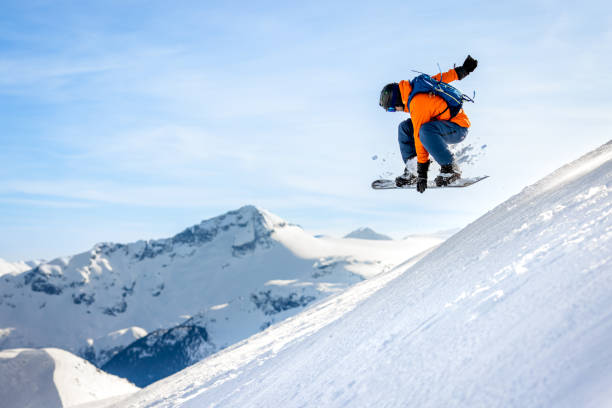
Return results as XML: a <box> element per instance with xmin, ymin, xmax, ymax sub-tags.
<box><xmin>407</xmin><ymin>73</ymin><xmax>473</xmax><ymax>119</ymax></box>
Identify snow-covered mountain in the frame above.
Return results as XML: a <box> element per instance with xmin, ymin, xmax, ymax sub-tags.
<box><xmin>0</xmin><ymin>348</ymin><xmax>138</xmax><ymax>408</ymax></box>
<box><xmin>0</xmin><ymin>205</ymin><xmax>443</xmax><ymax>387</ymax></box>
<box><xmin>106</xmin><ymin>141</ymin><xmax>612</xmax><ymax>407</ymax></box>
<box><xmin>0</xmin><ymin>258</ymin><xmax>41</xmax><ymax>277</ymax></box>
<box><xmin>344</xmin><ymin>227</ymin><xmax>392</xmax><ymax>240</ymax></box>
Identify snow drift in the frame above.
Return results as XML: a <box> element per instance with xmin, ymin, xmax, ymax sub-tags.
<box><xmin>0</xmin><ymin>348</ymin><xmax>137</xmax><ymax>408</ymax></box>
<box><xmin>110</xmin><ymin>141</ymin><xmax>612</xmax><ymax>407</ymax></box>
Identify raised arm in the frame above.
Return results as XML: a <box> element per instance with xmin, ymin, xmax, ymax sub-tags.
<box><xmin>431</xmin><ymin>68</ymin><xmax>459</xmax><ymax>84</ymax></box>
<box><xmin>431</xmin><ymin>55</ymin><xmax>478</xmax><ymax>83</ymax></box>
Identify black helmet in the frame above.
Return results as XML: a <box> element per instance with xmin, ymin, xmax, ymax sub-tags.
<box><xmin>379</xmin><ymin>83</ymin><xmax>403</xmax><ymax>110</ymax></box>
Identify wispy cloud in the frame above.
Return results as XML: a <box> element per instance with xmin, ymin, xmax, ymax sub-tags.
<box><xmin>0</xmin><ymin>196</ymin><xmax>95</xmax><ymax>209</ymax></box>
<box><xmin>2</xmin><ymin>0</ymin><xmax>612</xmax><ymax>260</ymax></box>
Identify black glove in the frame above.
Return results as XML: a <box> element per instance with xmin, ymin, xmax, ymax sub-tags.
<box><xmin>455</xmin><ymin>55</ymin><xmax>478</xmax><ymax>80</ymax></box>
<box><xmin>416</xmin><ymin>160</ymin><xmax>430</xmax><ymax>194</ymax></box>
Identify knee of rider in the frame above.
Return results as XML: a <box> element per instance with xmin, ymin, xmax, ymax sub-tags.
<box><xmin>419</xmin><ymin>122</ymin><xmax>435</xmax><ymax>144</ymax></box>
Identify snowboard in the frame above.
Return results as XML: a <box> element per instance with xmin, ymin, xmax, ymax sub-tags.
<box><xmin>371</xmin><ymin>175</ymin><xmax>489</xmax><ymax>190</ymax></box>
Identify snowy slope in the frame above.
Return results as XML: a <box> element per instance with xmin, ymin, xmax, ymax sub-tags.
<box><xmin>109</xmin><ymin>141</ymin><xmax>612</xmax><ymax>407</ymax></box>
<box><xmin>403</xmin><ymin>227</ymin><xmax>461</xmax><ymax>240</ymax></box>
<box><xmin>0</xmin><ymin>348</ymin><xmax>137</xmax><ymax>408</ymax></box>
<box><xmin>344</xmin><ymin>227</ymin><xmax>392</xmax><ymax>240</ymax></box>
<box><xmin>0</xmin><ymin>258</ymin><xmax>41</xmax><ymax>277</ymax></box>
<box><xmin>0</xmin><ymin>206</ymin><xmax>443</xmax><ymax>384</ymax></box>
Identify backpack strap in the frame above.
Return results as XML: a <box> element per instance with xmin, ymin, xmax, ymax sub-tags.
<box><xmin>432</xmin><ymin>105</ymin><xmax>449</xmax><ymax>120</ymax></box>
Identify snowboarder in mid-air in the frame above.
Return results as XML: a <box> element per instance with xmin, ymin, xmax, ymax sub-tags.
<box><xmin>378</xmin><ymin>55</ymin><xmax>478</xmax><ymax>193</ymax></box>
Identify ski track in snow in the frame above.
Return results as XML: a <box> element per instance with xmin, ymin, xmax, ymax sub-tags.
<box><xmin>105</xmin><ymin>141</ymin><xmax>612</xmax><ymax>408</ymax></box>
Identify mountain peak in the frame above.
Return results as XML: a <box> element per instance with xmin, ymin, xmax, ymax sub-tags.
<box><xmin>169</xmin><ymin>205</ymin><xmax>289</xmax><ymax>250</ymax></box>
<box><xmin>344</xmin><ymin>227</ymin><xmax>392</xmax><ymax>240</ymax></box>
<box><xmin>89</xmin><ymin>206</ymin><xmax>290</xmax><ymax>261</ymax></box>
<box><xmin>209</xmin><ymin>205</ymin><xmax>287</xmax><ymax>230</ymax></box>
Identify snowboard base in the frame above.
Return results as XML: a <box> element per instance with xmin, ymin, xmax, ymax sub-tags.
<box><xmin>371</xmin><ymin>175</ymin><xmax>489</xmax><ymax>190</ymax></box>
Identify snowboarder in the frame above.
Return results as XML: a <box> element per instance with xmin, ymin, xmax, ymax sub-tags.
<box><xmin>379</xmin><ymin>55</ymin><xmax>478</xmax><ymax>193</ymax></box>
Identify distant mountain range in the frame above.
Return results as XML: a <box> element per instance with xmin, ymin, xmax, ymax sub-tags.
<box><xmin>0</xmin><ymin>205</ymin><xmax>444</xmax><ymax>387</ymax></box>
<box><xmin>344</xmin><ymin>227</ymin><xmax>392</xmax><ymax>240</ymax></box>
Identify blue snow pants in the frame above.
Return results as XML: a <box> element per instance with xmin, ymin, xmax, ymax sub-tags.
<box><xmin>398</xmin><ymin>119</ymin><xmax>468</xmax><ymax>165</ymax></box>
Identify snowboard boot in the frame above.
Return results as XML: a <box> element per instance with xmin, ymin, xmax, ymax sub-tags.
<box><xmin>395</xmin><ymin>168</ymin><xmax>417</xmax><ymax>187</ymax></box>
<box><xmin>435</xmin><ymin>163</ymin><xmax>461</xmax><ymax>186</ymax></box>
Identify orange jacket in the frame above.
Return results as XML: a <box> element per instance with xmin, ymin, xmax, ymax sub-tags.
<box><xmin>398</xmin><ymin>69</ymin><xmax>471</xmax><ymax>163</ymax></box>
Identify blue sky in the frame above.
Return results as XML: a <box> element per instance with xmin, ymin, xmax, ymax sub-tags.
<box><xmin>1</xmin><ymin>0</ymin><xmax>611</xmax><ymax>261</ymax></box>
